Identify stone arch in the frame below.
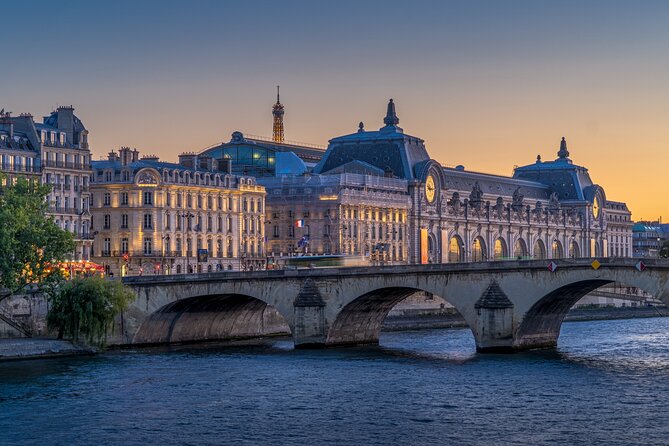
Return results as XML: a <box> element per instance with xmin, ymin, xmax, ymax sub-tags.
<box><xmin>493</xmin><ymin>238</ymin><xmax>508</xmax><ymax>260</ymax></box>
<box><xmin>569</xmin><ymin>240</ymin><xmax>580</xmax><ymax>258</ymax></box>
<box><xmin>472</xmin><ymin>236</ymin><xmax>487</xmax><ymax>262</ymax></box>
<box><xmin>133</xmin><ymin>293</ymin><xmax>291</xmax><ymax>345</ymax></box>
<box><xmin>448</xmin><ymin>235</ymin><xmax>465</xmax><ymax>263</ymax></box>
<box><xmin>326</xmin><ymin>286</ymin><xmax>475</xmax><ymax>347</ymax></box>
<box><xmin>514</xmin><ymin>273</ymin><xmax>668</xmax><ymax>351</ymax></box>
<box><xmin>533</xmin><ymin>239</ymin><xmax>546</xmax><ymax>259</ymax></box>
<box><xmin>514</xmin><ymin>238</ymin><xmax>528</xmax><ymax>259</ymax></box>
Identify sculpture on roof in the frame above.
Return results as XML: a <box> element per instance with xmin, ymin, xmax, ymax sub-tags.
<box><xmin>557</xmin><ymin>137</ymin><xmax>570</xmax><ymax>159</ymax></box>
<box><xmin>469</xmin><ymin>182</ymin><xmax>483</xmax><ymax>205</ymax></box>
<box><xmin>512</xmin><ymin>187</ymin><xmax>524</xmax><ymax>211</ymax></box>
<box><xmin>548</xmin><ymin>192</ymin><xmax>561</xmax><ymax>212</ymax></box>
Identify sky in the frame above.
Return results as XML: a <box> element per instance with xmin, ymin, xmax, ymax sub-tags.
<box><xmin>4</xmin><ymin>0</ymin><xmax>669</xmax><ymax>220</ymax></box>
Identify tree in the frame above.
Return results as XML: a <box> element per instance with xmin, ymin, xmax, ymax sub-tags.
<box><xmin>0</xmin><ymin>176</ymin><xmax>74</xmax><ymax>298</ymax></box>
<box><xmin>46</xmin><ymin>276</ymin><xmax>135</xmax><ymax>346</ymax></box>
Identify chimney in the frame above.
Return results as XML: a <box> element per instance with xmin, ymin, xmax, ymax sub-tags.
<box><xmin>108</xmin><ymin>150</ymin><xmax>119</xmax><ymax>162</ymax></box>
<box><xmin>0</xmin><ymin>112</ymin><xmax>13</xmax><ymax>139</ymax></box>
<box><xmin>132</xmin><ymin>149</ymin><xmax>139</xmax><ymax>162</ymax></box>
<box><xmin>178</xmin><ymin>152</ymin><xmax>196</xmax><ymax>169</ymax></box>
<box><xmin>56</xmin><ymin>106</ymin><xmax>75</xmax><ymax>145</ymax></box>
<box><xmin>118</xmin><ymin>147</ymin><xmax>133</xmax><ymax>165</ymax></box>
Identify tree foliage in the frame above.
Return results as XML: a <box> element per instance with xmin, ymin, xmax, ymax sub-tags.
<box><xmin>47</xmin><ymin>276</ymin><xmax>135</xmax><ymax>346</ymax></box>
<box><xmin>0</xmin><ymin>177</ymin><xmax>74</xmax><ymax>295</ymax></box>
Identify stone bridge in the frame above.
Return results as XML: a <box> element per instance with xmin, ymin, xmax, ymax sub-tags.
<box><xmin>118</xmin><ymin>258</ymin><xmax>669</xmax><ymax>352</ymax></box>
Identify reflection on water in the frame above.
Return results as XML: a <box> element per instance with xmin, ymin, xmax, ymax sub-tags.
<box><xmin>2</xmin><ymin>318</ymin><xmax>669</xmax><ymax>445</ymax></box>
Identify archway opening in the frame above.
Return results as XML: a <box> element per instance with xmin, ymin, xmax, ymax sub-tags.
<box><xmin>472</xmin><ymin>236</ymin><xmax>487</xmax><ymax>262</ymax></box>
<box><xmin>494</xmin><ymin>238</ymin><xmax>508</xmax><ymax>260</ymax></box>
<box><xmin>327</xmin><ymin>287</ymin><xmax>475</xmax><ymax>348</ymax></box>
<box><xmin>448</xmin><ymin>235</ymin><xmax>464</xmax><ymax>263</ymax></box>
<box><xmin>514</xmin><ymin>280</ymin><xmax>663</xmax><ymax>351</ymax></box>
<box><xmin>533</xmin><ymin>239</ymin><xmax>546</xmax><ymax>259</ymax></box>
<box><xmin>569</xmin><ymin>240</ymin><xmax>580</xmax><ymax>259</ymax></box>
<box><xmin>552</xmin><ymin>240</ymin><xmax>564</xmax><ymax>259</ymax></box>
<box><xmin>133</xmin><ymin>294</ymin><xmax>291</xmax><ymax>345</ymax></box>
<box><xmin>514</xmin><ymin>239</ymin><xmax>528</xmax><ymax>259</ymax></box>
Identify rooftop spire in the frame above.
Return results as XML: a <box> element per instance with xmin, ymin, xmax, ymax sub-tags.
<box><xmin>383</xmin><ymin>98</ymin><xmax>400</xmax><ymax>126</ymax></box>
<box><xmin>557</xmin><ymin>136</ymin><xmax>570</xmax><ymax>160</ymax></box>
<box><xmin>272</xmin><ymin>85</ymin><xmax>285</xmax><ymax>143</ymax></box>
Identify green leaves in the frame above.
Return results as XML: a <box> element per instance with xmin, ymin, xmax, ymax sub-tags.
<box><xmin>0</xmin><ymin>176</ymin><xmax>75</xmax><ymax>293</ymax></box>
<box><xmin>46</xmin><ymin>276</ymin><xmax>135</xmax><ymax>347</ymax></box>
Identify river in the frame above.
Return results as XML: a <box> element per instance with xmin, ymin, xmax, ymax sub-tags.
<box><xmin>2</xmin><ymin>317</ymin><xmax>669</xmax><ymax>445</ymax></box>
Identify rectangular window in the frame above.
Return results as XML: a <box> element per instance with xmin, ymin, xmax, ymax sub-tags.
<box><xmin>103</xmin><ymin>214</ymin><xmax>111</xmax><ymax>229</ymax></box>
<box><xmin>143</xmin><ymin>213</ymin><xmax>153</xmax><ymax>229</ymax></box>
<box><xmin>121</xmin><ymin>192</ymin><xmax>128</xmax><ymax>206</ymax></box>
<box><xmin>103</xmin><ymin>238</ymin><xmax>111</xmax><ymax>255</ymax></box>
<box><xmin>273</xmin><ymin>225</ymin><xmax>279</xmax><ymax>238</ymax></box>
<box><xmin>177</xmin><ymin>194</ymin><xmax>182</xmax><ymax>207</ymax></box>
<box><xmin>121</xmin><ymin>238</ymin><xmax>129</xmax><ymax>254</ymax></box>
<box><xmin>143</xmin><ymin>237</ymin><xmax>152</xmax><ymax>256</ymax></box>
<box><xmin>103</xmin><ymin>193</ymin><xmax>111</xmax><ymax>206</ymax></box>
<box><xmin>121</xmin><ymin>214</ymin><xmax>129</xmax><ymax>229</ymax></box>
<box><xmin>166</xmin><ymin>192</ymin><xmax>171</xmax><ymax>207</ymax></box>
<box><xmin>143</xmin><ymin>191</ymin><xmax>153</xmax><ymax>205</ymax></box>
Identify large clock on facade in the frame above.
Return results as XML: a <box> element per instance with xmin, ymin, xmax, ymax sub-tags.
<box><xmin>425</xmin><ymin>174</ymin><xmax>436</xmax><ymax>203</ymax></box>
<box><xmin>592</xmin><ymin>196</ymin><xmax>600</xmax><ymax>219</ymax></box>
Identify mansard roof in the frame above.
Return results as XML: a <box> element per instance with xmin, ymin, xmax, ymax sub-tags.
<box><xmin>313</xmin><ymin>100</ymin><xmax>430</xmax><ymax>180</ymax></box>
<box><xmin>513</xmin><ymin>138</ymin><xmax>598</xmax><ymax>202</ymax></box>
<box><xmin>442</xmin><ymin>167</ymin><xmax>552</xmax><ymax>200</ymax></box>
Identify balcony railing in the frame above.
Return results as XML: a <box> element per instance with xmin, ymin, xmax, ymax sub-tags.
<box><xmin>0</xmin><ymin>165</ymin><xmax>40</xmax><ymax>174</ymax></box>
<box><xmin>42</xmin><ymin>160</ymin><xmax>92</xmax><ymax>171</ymax></box>
<box><xmin>47</xmin><ymin>207</ymin><xmax>87</xmax><ymax>215</ymax></box>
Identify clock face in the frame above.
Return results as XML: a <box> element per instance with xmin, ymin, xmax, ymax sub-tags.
<box><xmin>425</xmin><ymin>175</ymin><xmax>436</xmax><ymax>203</ymax></box>
<box><xmin>592</xmin><ymin>196</ymin><xmax>600</xmax><ymax>219</ymax></box>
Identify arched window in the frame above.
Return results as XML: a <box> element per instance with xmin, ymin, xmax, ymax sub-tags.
<box><xmin>448</xmin><ymin>236</ymin><xmax>464</xmax><ymax>263</ymax></box>
<box><xmin>472</xmin><ymin>236</ymin><xmax>487</xmax><ymax>262</ymax></box>
<box><xmin>494</xmin><ymin>238</ymin><xmax>507</xmax><ymax>260</ymax></box>
<box><xmin>514</xmin><ymin>239</ymin><xmax>528</xmax><ymax>259</ymax></box>
<box><xmin>552</xmin><ymin>240</ymin><xmax>564</xmax><ymax>259</ymax></box>
<box><xmin>569</xmin><ymin>240</ymin><xmax>580</xmax><ymax>258</ymax></box>
<box><xmin>533</xmin><ymin>239</ymin><xmax>546</xmax><ymax>260</ymax></box>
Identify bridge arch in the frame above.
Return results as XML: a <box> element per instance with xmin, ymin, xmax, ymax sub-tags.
<box><xmin>513</xmin><ymin>271</ymin><xmax>669</xmax><ymax>351</ymax></box>
<box><xmin>326</xmin><ymin>285</ymin><xmax>475</xmax><ymax>347</ymax></box>
<box><xmin>133</xmin><ymin>293</ymin><xmax>292</xmax><ymax>345</ymax></box>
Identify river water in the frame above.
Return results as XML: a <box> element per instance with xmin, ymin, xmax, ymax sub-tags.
<box><xmin>2</xmin><ymin>317</ymin><xmax>669</xmax><ymax>446</ymax></box>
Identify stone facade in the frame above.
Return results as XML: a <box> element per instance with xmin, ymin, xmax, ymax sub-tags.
<box><xmin>0</xmin><ymin>107</ymin><xmax>93</xmax><ymax>260</ymax></box>
<box><xmin>90</xmin><ymin>147</ymin><xmax>266</xmax><ymax>276</ymax></box>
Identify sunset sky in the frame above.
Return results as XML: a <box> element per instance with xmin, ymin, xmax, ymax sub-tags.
<box><xmin>5</xmin><ymin>0</ymin><xmax>669</xmax><ymax>220</ymax></box>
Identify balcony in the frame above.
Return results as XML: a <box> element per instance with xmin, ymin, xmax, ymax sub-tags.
<box><xmin>48</xmin><ymin>207</ymin><xmax>86</xmax><ymax>215</ymax></box>
<box><xmin>0</xmin><ymin>164</ymin><xmax>41</xmax><ymax>174</ymax></box>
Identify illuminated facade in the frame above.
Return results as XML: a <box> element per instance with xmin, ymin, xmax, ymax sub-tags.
<box><xmin>196</xmin><ymin>99</ymin><xmax>633</xmax><ymax>265</ymax></box>
<box><xmin>90</xmin><ymin>147</ymin><xmax>266</xmax><ymax>276</ymax></box>
<box><xmin>0</xmin><ymin>107</ymin><xmax>93</xmax><ymax>260</ymax></box>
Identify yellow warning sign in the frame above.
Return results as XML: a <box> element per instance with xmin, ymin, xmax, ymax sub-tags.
<box><xmin>591</xmin><ymin>260</ymin><xmax>601</xmax><ymax>270</ymax></box>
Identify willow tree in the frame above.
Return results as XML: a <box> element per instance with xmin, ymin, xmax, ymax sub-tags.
<box><xmin>0</xmin><ymin>176</ymin><xmax>74</xmax><ymax>299</ymax></box>
<box><xmin>47</xmin><ymin>276</ymin><xmax>135</xmax><ymax>346</ymax></box>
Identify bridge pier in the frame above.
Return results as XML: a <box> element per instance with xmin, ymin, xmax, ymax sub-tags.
<box><xmin>473</xmin><ymin>281</ymin><xmax>515</xmax><ymax>352</ymax></box>
<box><xmin>293</xmin><ymin>279</ymin><xmax>327</xmax><ymax>348</ymax></box>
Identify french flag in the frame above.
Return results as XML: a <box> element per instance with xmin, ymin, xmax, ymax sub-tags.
<box><xmin>295</xmin><ymin>219</ymin><xmax>305</xmax><ymax>228</ymax></box>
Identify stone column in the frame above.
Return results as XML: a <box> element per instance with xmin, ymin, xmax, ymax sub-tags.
<box><xmin>474</xmin><ymin>281</ymin><xmax>514</xmax><ymax>352</ymax></box>
<box><xmin>293</xmin><ymin>279</ymin><xmax>327</xmax><ymax>348</ymax></box>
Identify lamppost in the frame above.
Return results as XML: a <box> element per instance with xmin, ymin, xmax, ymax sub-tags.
<box><xmin>161</xmin><ymin>234</ymin><xmax>171</xmax><ymax>274</ymax></box>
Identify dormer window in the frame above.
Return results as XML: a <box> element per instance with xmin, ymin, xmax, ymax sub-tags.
<box><xmin>59</xmin><ymin>133</ymin><xmax>66</xmax><ymax>145</ymax></box>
